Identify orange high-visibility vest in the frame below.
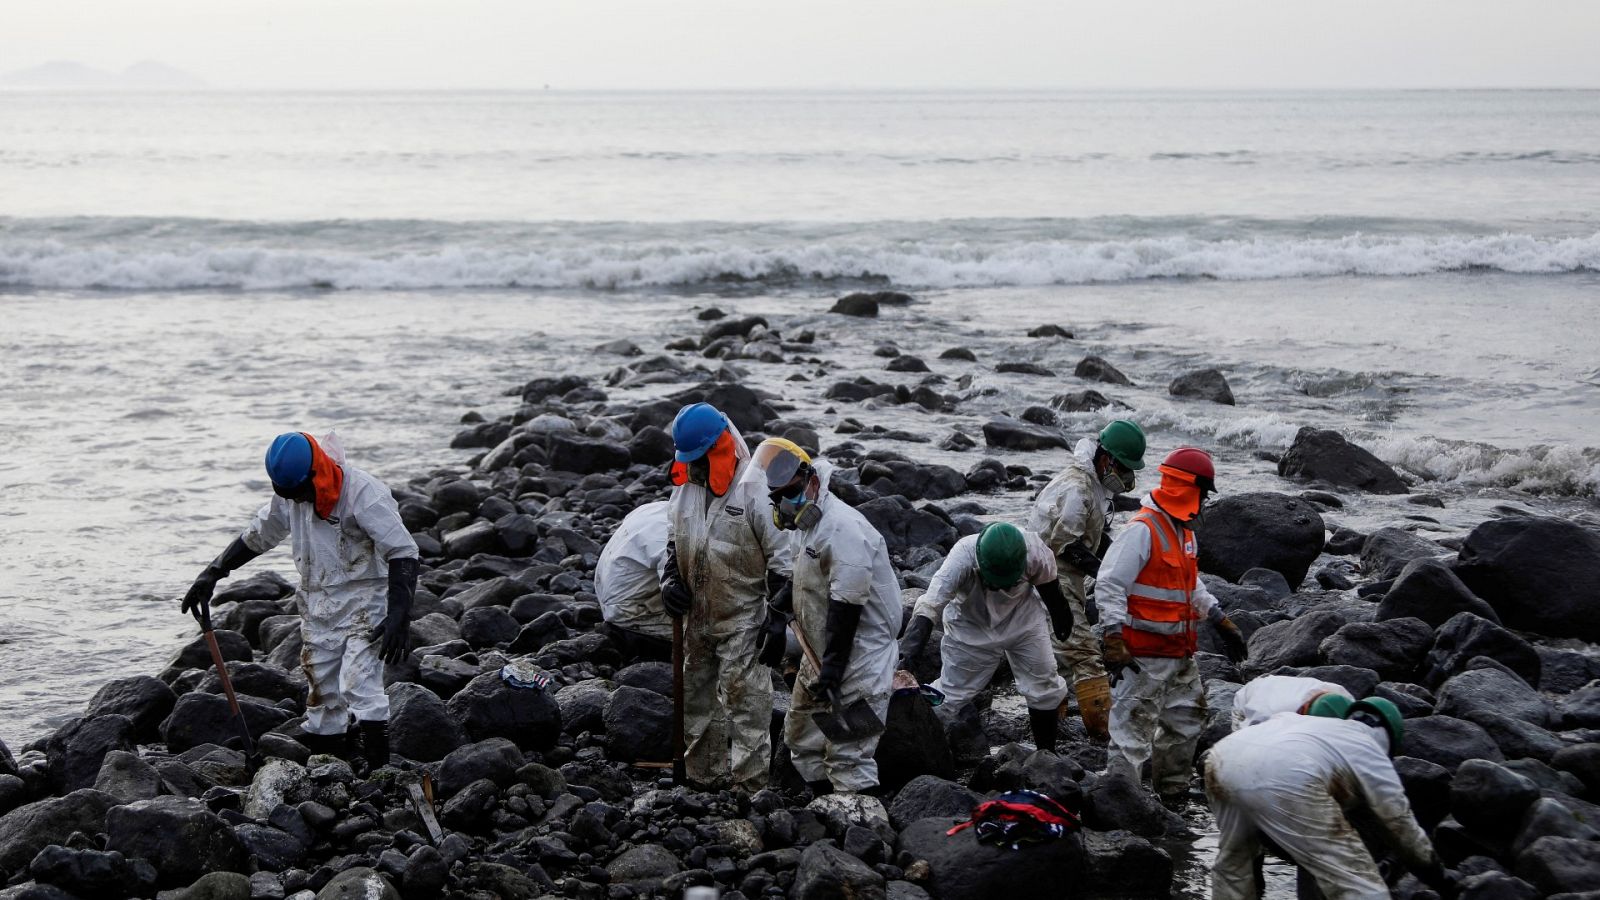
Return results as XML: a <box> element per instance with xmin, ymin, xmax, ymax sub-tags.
<box><xmin>1122</xmin><ymin>508</ymin><xmax>1201</xmax><ymax>658</ymax></box>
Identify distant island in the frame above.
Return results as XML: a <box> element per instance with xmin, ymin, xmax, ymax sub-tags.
<box><xmin>0</xmin><ymin>60</ymin><xmax>208</xmax><ymax>90</ymax></box>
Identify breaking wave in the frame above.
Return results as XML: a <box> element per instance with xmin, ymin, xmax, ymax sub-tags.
<box><xmin>2</xmin><ymin>229</ymin><xmax>1597</xmax><ymax>291</ymax></box>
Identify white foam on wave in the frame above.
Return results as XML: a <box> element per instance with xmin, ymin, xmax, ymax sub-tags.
<box><xmin>2</xmin><ymin>231</ymin><xmax>1597</xmax><ymax>291</ymax></box>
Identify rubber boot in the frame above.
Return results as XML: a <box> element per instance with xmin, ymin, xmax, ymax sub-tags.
<box><xmin>299</xmin><ymin>731</ymin><xmax>347</xmax><ymax>759</ymax></box>
<box><xmin>1028</xmin><ymin>706</ymin><xmax>1058</xmax><ymax>753</ymax></box>
<box><xmin>359</xmin><ymin>719</ymin><xmax>391</xmax><ymax>770</ymax></box>
<box><xmin>807</xmin><ymin>779</ymin><xmax>834</xmax><ymax>798</ymax></box>
<box><xmin>1074</xmin><ymin>675</ymin><xmax>1112</xmax><ymax>742</ymax></box>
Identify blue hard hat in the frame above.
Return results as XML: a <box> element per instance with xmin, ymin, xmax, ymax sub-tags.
<box><xmin>265</xmin><ymin>432</ymin><xmax>313</xmax><ymax>490</ymax></box>
<box><xmin>670</xmin><ymin>403</ymin><xmax>728</xmax><ymax>462</ymax></box>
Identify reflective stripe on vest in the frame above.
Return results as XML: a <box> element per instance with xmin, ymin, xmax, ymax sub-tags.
<box><xmin>1122</xmin><ymin>508</ymin><xmax>1201</xmax><ymax>658</ymax></box>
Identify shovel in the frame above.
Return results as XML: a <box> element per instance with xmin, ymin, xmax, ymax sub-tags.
<box><xmin>789</xmin><ymin>623</ymin><xmax>885</xmax><ymax>743</ymax></box>
<box><xmin>200</xmin><ymin>609</ymin><xmax>261</xmax><ymax>773</ymax></box>
<box><xmin>671</xmin><ymin>616</ymin><xmax>687</xmax><ymax>785</ymax></box>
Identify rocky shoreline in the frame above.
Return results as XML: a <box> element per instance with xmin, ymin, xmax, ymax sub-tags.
<box><xmin>3</xmin><ymin>294</ymin><xmax>1599</xmax><ymax>900</ymax></box>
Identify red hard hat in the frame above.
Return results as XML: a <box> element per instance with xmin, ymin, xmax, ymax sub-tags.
<box><xmin>1161</xmin><ymin>447</ymin><xmax>1215</xmax><ymax>480</ymax></box>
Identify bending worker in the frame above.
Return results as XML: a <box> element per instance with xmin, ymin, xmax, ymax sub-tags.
<box><xmin>754</xmin><ymin>438</ymin><xmax>898</xmax><ymax>796</ymax></box>
<box><xmin>899</xmin><ymin>523</ymin><xmax>1075</xmax><ymax>752</ymax></box>
<box><xmin>1028</xmin><ymin>418</ymin><xmax>1146</xmax><ymax>741</ymax></box>
<box><xmin>180</xmin><ymin>432</ymin><xmax>419</xmax><ymax>768</ymax></box>
<box><xmin>1231</xmin><ymin>674</ymin><xmax>1354</xmax><ymax>731</ymax></box>
<box><xmin>1206</xmin><ymin>698</ymin><xmax>1457</xmax><ymax>899</ymax></box>
<box><xmin>662</xmin><ymin>403</ymin><xmax>791</xmax><ymax>791</ymax></box>
<box><xmin>595</xmin><ymin>499</ymin><xmax>673</xmax><ymax>663</ymax></box>
<box><xmin>1095</xmin><ymin>446</ymin><xmax>1248</xmax><ymax>803</ymax></box>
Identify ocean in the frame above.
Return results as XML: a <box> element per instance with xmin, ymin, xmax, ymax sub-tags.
<box><xmin>2</xmin><ymin>88</ymin><xmax>1597</xmax><ymax>766</ymax></box>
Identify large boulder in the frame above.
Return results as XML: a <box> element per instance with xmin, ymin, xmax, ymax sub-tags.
<box><xmin>0</xmin><ymin>790</ymin><xmax>119</xmax><ymax>874</ymax></box>
<box><xmin>793</xmin><ymin>841</ymin><xmax>886</xmax><ymax>900</ymax></box>
<box><xmin>44</xmin><ymin>714</ymin><xmax>136</xmax><ymax>794</ymax></box>
<box><xmin>1424</xmin><ymin>613</ymin><xmax>1540</xmax><ymax>690</ymax></box>
<box><xmin>888</xmin><ymin>776</ymin><xmax>982</xmax><ymax>831</ymax></box>
<box><xmin>1399</xmin><ymin>716</ymin><xmax>1504</xmax><ymax>771</ymax></box>
<box><xmin>1075</xmin><ymin>356</ymin><xmax>1132</xmax><ymax>386</ymax></box>
<box><xmin>1243</xmin><ymin>609</ymin><xmax>1347</xmax><ymax>677</ymax></box>
<box><xmin>981</xmin><ymin>417</ymin><xmax>1068</xmax><ymax>452</ymax></box>
<box><xmin>316</xmin><ymin>867</ymin><xmax>401</xmax><ymax>900</ymax></box>
<box><xmin>159</xmin><ymin>692</ymin><xmax>292</xmax><ymax>753</ymax></box>
<box><xmin>1084</xmin><ymin>771</ymin><xmax>1175</xmax><ymax>839</ymax></box>
<box><xmin>608</xmin><ymin>844</ymin><xmax>682</xmax><ymax>887</ymax></box>
<box><xmin>1516</xmin><ymin>836</ymin><xmax>1600</xmax><ymax>895</ymax></box>
<box><xmin>896</xmin><ymin>816</ymin><xmax>1084</xmax><ymax>899</ymax></box>
<box><xmin>874</xmin><ymin>692</ymin><xmax>957</xmax><ymax>792</ymax></box>
<box><xmin>84</xmin><ymin>676</ymin><xmax>177</xmax><ymax>744</ymax></box>
<box><xmin>105</xmin><ymin>796</ymin><xmax>247</xmax><ymax>886</ymax></box>
<box><xmin>666</xmin><ymin>382</ymin><xmax>774</xmax><ymax>434</ymax></box>
<box><xmin>387</xmin><ymin>682</ymin><xmax>468</xmax><ymax>762</ymax></box>
<box><xmin>167</xmin><ymin>629</ymin><xmax>252</xmax><ymax>672</ymax></box>
<box><xmin>1194</xmin><ymin>492</ymin><xmax>1325</xmax><ymax>588</ymax></box>
<box><xmin>547</xmin><ymin>435</ymin><xmax>631</xmax><ymax>476</ymax></box>
<box><xmin>1451</xmin><ymin>759</ymin><xmax>1541</xmax><ymax>839</ymax></box>
<box><xmin>1454</xmin><ymin>515</ymin><xmax>1600</xmax><ymax>641</ymax></box>
<box><xmin>1168</xmin><ymin>368</ymin><xmax>1235</xmax><ymax>405</ymax></box>
<box><xmin>93</xmin><ymin>750</ymin><xmax>162</xmax><ymax>803</ymax></box>
<box><xmin>1436</xmin><ymin>667</ymin><xmax>1550</xmax><ymax>728</ymax></box>
<box><xmin>26</xmin><ymin>845</ymin><xmax>158</xmax><ymax>899</ymax></box>
<box><xmin>1376</xmin><ymin>557</ymin><xmax>1499</xmax><ymax>628</ymax></box>
<box><xmin>445</xmin><ymin>672</ymin><xmax>562</xmax><ymax>751</ymax></box>
<box><xmin>861</xmin><ymin>460</ymin><xmax>968</xmax><ymax>502</ymax></box>
<box><xmin>1276</xmin><ymin>426</ymin><xmax>1407</xmax><ymax>494</ymax></box>
<box><xmin>1361</xmin><ymin>528</ymin><xmax>1447</xmax><ymax>579</ymax></box>
<box><xmin>242</xmin><ymin>758</ymin><xmax>310</xmax><ymax>819</ymax></box>
<box><xmin>436</xmin><ymin>738</ymin><xmax>524</xmax><ymax>799</ymax></box>
<box><xmin>858</xmin><ymin>497</ymin><xmax>959</xmax><ymax>556</ymax></box>
<box><xmin>1318</xmin><ymin>618</ymin><xmax>1433</xmax><ymax>682</ymax></box>
<box><xmin>602</xmin><ymin>686</ymin><xmax>672</xmax><ymax>764</ymax></box>
<box><xmin>1080</xmin><ymin>830</ymin><xmax>1173</xmax><ymax>897</ymax></box>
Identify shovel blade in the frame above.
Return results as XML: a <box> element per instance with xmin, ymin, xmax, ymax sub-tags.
<box><xmin>812</xmin><ymin>708</ymin><xmax>858</xmax><ymax>743</ymax></box>
<box><xmin>814</xmin><ymin>698</ymin><xmax>886</xmax><ymax>743</ymax></box>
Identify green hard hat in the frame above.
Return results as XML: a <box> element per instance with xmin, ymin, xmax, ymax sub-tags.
<box><xmin>1345</xmin><ymin>697</ymin><xmax>1405</xmax><ymax>751</ymax></box>
<box><xmin>1098</xmin><ymin>419</ymin><xmax>1146</xmax><ymax>470</ymax></box>
<box><xmin>976</xmin><ymin>522</ymin><xmax>1028</xmax><ymax>590</ymax></box>
<box><xmin>1307</xmin><ymin>692</ymin><xmax>1354</xmax><ymax>719</ymax></box>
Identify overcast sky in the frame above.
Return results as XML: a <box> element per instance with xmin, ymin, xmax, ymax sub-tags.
<box><xmin>5</xmin><ymin>0</ymin><xmax>1599</xmax><ymax>90</ymax></box>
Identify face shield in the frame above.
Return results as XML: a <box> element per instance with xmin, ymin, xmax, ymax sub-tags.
<box><xmin>753</xmin><ymin>438</ymin><xmax>822</xmax><ymax>531</ymax></box>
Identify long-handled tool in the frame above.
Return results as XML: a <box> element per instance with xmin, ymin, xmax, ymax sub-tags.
<box><xmin>200</xmin><ymin>610</ymin><xmax>260</xmax><ymax>772</ymax></box>
<box><xmin>790</xmin><ymin>623</ymin><xmax>885</xmax><ymax>742</ymax></box>
<box><xmin>671</xmin><ymin>616</ymin><xmax>687</xmax><ymax>785</ymax></box>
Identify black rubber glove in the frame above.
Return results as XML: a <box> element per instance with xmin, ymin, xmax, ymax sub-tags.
<box><xmin>756</xmin><ymin>581</ymin><xmax>793</xmax><ymax>668</ymax></box>
<box><xmin>812</xmin><ymin>599</ymin><xmax>863</xmax><ymax>699</ymax></box>
<box><xmin>181</xmin><ymin>537</ymin><xmax>260</xmax><ymax>625</ymax></box>
<box><xmin>897</xmin><ymin>615</ymin><xmax>934</xmax><ymax>669</ymax></box>
<box><xmin>661</xmin><ymin>541</ymin><xmax>693</xmax><ymax>618</ymax></box>
<box><xmin>1213</xmin><ymin>612</ymin><xmax>1249</xmax><ymax>664</ymax></box>
<box><xmin>1037</xmin><ymin>578</ymin><xmax>1074</xmax><ymax>641</ymax></box>
<box><xmin>371</xmin><ymin>557</ymin><xmax>418</xmax><ymax>665</ymax></box>
<box><xmin>1083</xmin><ymin>580</ymin><xmax>1100</xmax><ymax>626</ymax></box>
<box><xmin>1058</xmin><ymin>540</ymin><xmax>1101</xmax><ymax>577</ymax></box>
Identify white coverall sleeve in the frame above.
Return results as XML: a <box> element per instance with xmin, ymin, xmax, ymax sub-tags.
<box><xmin>1033</xmin><ymin>482</ymin><xmax>1091</xmax><ymax>556</ymax></box>
<box><xmin>1348</xmin><ymin>743</ymin><xmax>1439</xmax><ymax>870</ymax></box>
<box><xmin>1094</xmin><ymin>523</ymin><xmax>1151</xmax><ymax>630</ymax></box>
<box><xmin>913</xmin><ymin>540</ymin><xmax>973</xmax><ymax>627</ymax></box>
<box><xmin>1022</xmin><ymin>532</ymin><xmax>1060</xmax><ymax>586</ymax></box>
<box><xmin>240</xmin><ymin>498</ymin><xmax>291</xmax><ymax>555</ymax></box>
<box><xmin>354</xmin><ymin>489</ymin><xmax>420</xmax><ymax>561</ymax></box>
<box><xmin>1193</xmin><ymin>570</ymin><xmax>1220</xmax><ymax>619</ymax></box>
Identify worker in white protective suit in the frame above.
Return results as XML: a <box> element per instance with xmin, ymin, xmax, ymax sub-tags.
<box><xmin>180</xmin><ymin>431</ymin><xmax>419</xmax><ymax>768</ymax></box>
<box><xmin>1028</xmin><ymin>419</ymin><xmax>1147</xmax><ymax>741</ymax></box>
<box><xmin>1095</xmin><ymin>446</ymin><xmax>1248</xmax><ymax>804</ymax></box>
<box><xmin>595</xmin><ymin>500</ymin><xmax>673</xmax><ymax>662</ymax></box>
<box><xmin>661</xmin><ymin>403</ymin><xmax>791</xmax><ymax>791</ymax></box>
<box><xmin>751</xmin><ymin>439</ymin><xmax>899</xmax><ymax>797</ymax></box>
<box><xmin>1206</xmin><ymin>697</ymin><xmax>1458</xmax><ymax>900</ymax></box>
<box><xmin>899</xmin><ymin>523</ymin><xmax>1075</xmax><ymax>752</ymax></box>
<box><xmin>1230</xmin><ymin>674</ymin><xmax>1354</xmax><ymax>731</ymax></box>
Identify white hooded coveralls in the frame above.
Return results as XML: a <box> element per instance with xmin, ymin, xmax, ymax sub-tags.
<box><xmin>667</xmin><ymin>425</ymin><xmax>792</xmax><ymax>789</ymax></box>
<box><xmin>1095</xmin><ymin>495</ymin><xmax>1220</xmax><ymax>796</ymax></box>
<box><xmin>913</xmin><ymin>529</ymin><xmax>1070</xmax><ymax>713</ymax></box>
<box><xmin>595</xmin><ymin>500</ymin><xmax>672</xmax><ymax>641</ymax></box>
<box><xmin>781</xmin><ymin>462</ymin><xmax>900</xmax><ymax>792</ymax></box>
<box><xmin>239</xmin><ymin>437</ymin><xmax>419</xmax><ymax>736</ymax></box>
<box><xmin>1028</xmin><ymin>437</ymin><xmax>1112</xmax><ymax>685</ymax></box>
<box><xmin>1206</xmin><ymin>714</ymin><xmax>1438</xmax><ymax>900</ymax></box>
<box><xmin>1231</xmin><ymin>675</ymin><xmax>1354</xmax><ymax>731</ymax></box>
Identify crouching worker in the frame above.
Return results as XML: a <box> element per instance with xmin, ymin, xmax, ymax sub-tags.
<box><xmin>180</xmin><ymin>432</ymin><xmax>419</xmax><ymax>768</ymax></box>
<box><xmin>898</xmin><ymin>523</ymin><xmax>1075</xmax><ymax>752</ymax></box>
<box><xmin>753</xmin><ymin>439</ymin><xmax>899</xmax><ymax>796</ymax></box>
<box><xmin>1230</xmin><ymin>674</ymin><xmax>1354</xmax><ymax>731</ymax></box>
<box><xmin>595</xmin><ymin>500</ymin><xmax>673</xmax><ymax>662</ymax></box>
<box><xmin>1206</xmin><ymin>698</ymin><xmax>1458</xmax><ymax>900</ymax></box>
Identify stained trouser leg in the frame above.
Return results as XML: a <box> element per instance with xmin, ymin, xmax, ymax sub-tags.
<box><xmin>300</xmin><ymin>631</ymin><xmax>349</xmax><ymax>737</ymax></box>
<box><xmin>718</xmin><ymin>625</ymin><xmax>774</xmax><ymax>791</ymax></box>
<box><xmin>1105</xmin><ymin>659</ymin><xmax>1164</xmax><ymax>784</ymax></box>
<box><xmin>682</xmin><ymin>623</ymin><xmax>729</xmax><ymax>787</ymax></box>
<box><xmin>1151</xmin><ymin>657</ymin><xmax>1207</xmax><ymax>800</ymax></box>
<box><xmin>1050</xmin><ymin>570</ymin><xmax>1106</xmax><ymax>683</ymax></box>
